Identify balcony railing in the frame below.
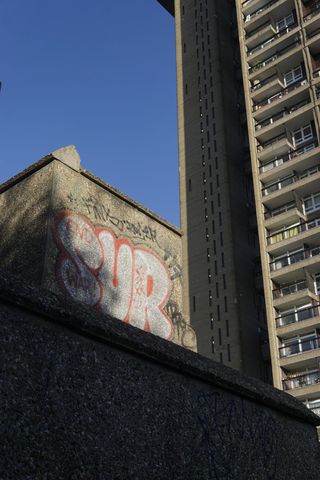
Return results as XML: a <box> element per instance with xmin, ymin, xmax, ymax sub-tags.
<box><xmin>262</xmin><ymin>164</ymin><xmax>320</xmax><ymax>196</ymax></box>
<box><xmin>259</xmin><ymin>140</ymin><xmax>317</xmax><ymax>173</ymax></box>
<box><xmin>243</xmin><ymin>0</ymin><xmax>280</xmax><ymax>23</ymax></box>
<box><xmin>249</xmin><ymin>39</ymin><xmax>301</xmax><ymax>74</ymax></box>
<box><xmin>255</xmin><ymin>99</ymin><xmax>310</xmax><ymax>131</ymax></box>
<box><xmin>245</xmin><ymin>19</ymin><xmax>270</xmax><ymax>39</ymax></box>
<box><xmin>253</xmin><ymin>78</ymin><xmax>307</xmax><ymax>111</ymax></box>
<box><xmin>257</xmin><ymin>132</ymin><xmax>288</xmax><ymax>152</ymax></box>
<box><xmin>271</xmin><ymin>247</ymin><xmax>320</xmax><ymax>271</ymax></box>
<box><xmin>276</xmin><ymin>304</ymin><xmax>320</xmax><ymax>327</ymax></box>
<box><xmin>304</xmin><ymin>2</ymin><xmax>320</xmax><ymax>22</ymax></box>
<box><xmin>279</xmin><ymin>336</ymin><xmax>320</xmax><ymax>358</ymax></box>
<box><xmin>273</xmin><ymin>279</ymin><xmax>308</xmax><ymax>299</ymax></box>
<box><xmin>307</xmin><ymin>26</ymin><xmax>320</xmax><ymax>39</ymax></box>
<box><xmin>270</xmin><ymin>246</ymin><xmax>320</xmax><ymax>272</ymax></box>
<box><xmin>248</xmin><ymin>23</ymin><xmax>298</xmax><ymax>57</ymax></box>
<box><xmin>251</xmin><ymin>73</ymin><xmax>280</xmax><ymax>92</ymax></box>
<box><xmin>267</xmin><ymin>217</ymin><xmax>320</xmax><ymax>245</ymax></box>
<box><xmin>283</xmin><ymin>370</ymin><xmax>320</xmax><ymax>390</ymax></box>
<box><xmin>264</xmin><ymin>200</ymin><xmax>296</xmax><ymax>219</ymax></box>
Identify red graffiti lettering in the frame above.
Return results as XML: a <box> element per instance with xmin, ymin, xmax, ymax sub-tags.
<box><xmin>53</xmin><ymin>211</ymin><xmax>173</xmax><ymax>340</ymax></box>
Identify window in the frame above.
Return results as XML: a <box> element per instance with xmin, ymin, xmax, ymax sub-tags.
<box><xmin>227</xmin><ymin>344</ymin><xmax>231</xmax><ymax>362</ymax></box>
<box><xmin>226</xmin><ymin>319</ymin><xmax>229</xmax><ymax>337</ymax></box>
<box><xmin>276</xmin><ymin>12</ymin><xmax>295</xmax><ymax>32</ymax></box>
<box><xmin>303</xmin><ymin>192</ymin><xmax>320</xmax><ymax>214</ymax></box>
<box><xmin>293</xmin><ymin>124</ymin><xmax>313</xmax><ymax>146</ymax></box>
<box><xmin>284</xmin><ymin>65</ymin><xmax>303</xmax><ymax>86</ymax></box>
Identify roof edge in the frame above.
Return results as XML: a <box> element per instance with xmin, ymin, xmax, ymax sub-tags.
<box><xmin>157</xmin><ymin>0</ymin><xmax>174</xmax><ymax>16</ymax></box>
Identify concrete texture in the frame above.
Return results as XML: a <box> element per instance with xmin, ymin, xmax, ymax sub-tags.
<box><xmin>0</xmin><ymin>148</ymin><xmax>195</xmax><ymax>351</ymax></box>
<box><xmin>0</xmin><ymin>271</ymin><xmax>319</xmax><ymax>480</ymax></box>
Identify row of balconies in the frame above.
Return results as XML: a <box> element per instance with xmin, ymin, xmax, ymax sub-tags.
<box><xmin>279</xmin><ymin>331</ymin><xmax>320</xmax><ymax>357</ymax></box>
<box><xmin>270</xmin><ymin>245</ymin><xmax>320</xmax><ymax>272</ymax></box>
<box><xmin>242</xmin><ymin>0</ymin><xmax>320</xmax><ymax>30</ymax></box>
<box><xmin>255</xmin><ymin>98</ymin><xmax>310</xmax><ymax>132</ymax></box>
<box><xmin>268</xmin><ymin>216</ymin><xmax>320</xmax><ymax>245</ymax></box>
<box><xmin>262</xmin><ymin>163</ymin><xmax>320</xmax><ymax>196</ymax></box>
<box><xmin>247</xmin><ymin>21</ymin><xmax>298</xmax><ymax>57</ymax></box>
<box><xmin>248</xmin><ymin>37</ymin><xmax>301</xmax><ymax>76</ymax></box>
<box><xmin>276</xmin><ymin>302</ymin><xmax>320</xmax><ymax>327</ymax></box>
<box><xmin>259</xmin><ymin>139</ymin><xmax>316</xmax><ymax>174</ymax></box>
<box><xmin>242</xmin><ymin>0</ymin><xmax>281</xmax><ymax>25</ymax></box>
<box><xmin>283</xmin><ymin>368</ymin><xmax>320</xmax><ymax>391</ymax></box>
<box><xmin>253</xmin><ymin>77</ymin><xmax>307</xmax><ymax>112</ymax></box>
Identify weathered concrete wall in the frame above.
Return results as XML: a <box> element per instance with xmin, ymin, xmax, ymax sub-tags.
<box><xmin>0</xmin><ymin>272</ymin><xmax>319</xmax><ymax>480</ymax></box>
<box><xmin>0</xmin><ymin>160</ymin><xmax>54</xmax><ymax>282</ymax></box>
<box><xmin>0</xmin><ymin>147</ymin><xmax>195</xmax><ymax>350</ymax></box>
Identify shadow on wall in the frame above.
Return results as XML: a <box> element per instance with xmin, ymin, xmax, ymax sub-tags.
<box><xmin>0</xmin><ymin>168</ymin><xmax>53</xmax><ymax>285</ymax></box>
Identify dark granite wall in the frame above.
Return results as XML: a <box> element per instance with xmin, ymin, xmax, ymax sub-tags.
<box><xmin>0</xmin><ymin>273</ymin><xmax>319</xmax><ymax>480</ymax></box>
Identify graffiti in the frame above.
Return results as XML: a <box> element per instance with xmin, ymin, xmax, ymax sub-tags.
<box><xmin>163</xmin><ymin>250</ymin><xmax>182</xmax><ymax>282</ymax></box>
<box><xmin>165</xmin><ymin>299</ymin><xmax>196</xmax><ymax>348</ymax></box>
<box><xmin>53</xmin><ymin>211</ymin><xmax>173</xmax><ymax>340</ymax></box>
<box><xmin>67</xmin><ymin>194</ymin><xmax>159</xmax><ymax>244</ymax></box>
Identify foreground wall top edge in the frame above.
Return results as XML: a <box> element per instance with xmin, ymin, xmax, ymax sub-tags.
<box><xmin>1</xmin><ymin>271</ymin><xmax>318</xmax><ymax>427</ymax></box>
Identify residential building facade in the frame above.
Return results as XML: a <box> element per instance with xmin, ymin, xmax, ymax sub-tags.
<box><xmin>235</xmin><ymin>0</ymin><xmax>320</xmax><ymax>416</ymax></box>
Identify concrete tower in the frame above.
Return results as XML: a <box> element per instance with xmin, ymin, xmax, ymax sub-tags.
<box><xmin>157</xmin><ymin>0</ymin><xmax>270</xmax><ymax>380</ymax></box>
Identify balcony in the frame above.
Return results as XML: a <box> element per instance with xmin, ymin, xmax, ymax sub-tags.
<box><xmin>264</xmin><ymin>200</ymin><xmax>296</xmax><ymax>220</ymax></box>
<box><xmin>247</xmin><ymin>23</ymin><xmax>298</xmax><ymax>58</ymax></box>
<box><xmin>250</xmin><ymin>74</ymin><xmax>284</xmax><ymax>103</ymax></box>
<box><xmin>259</xmin><ymin>140</ymin><xmax>318</xmax><ymax>175</ymax></box>
<box><xmin>248</xmin><ymin>39</ymin><xmax>301</xmax><ymax>78</ymax></box>
<box><xmin>245</xmin><ymin>19</ymin><xmax>275</xmax><ymax>43</ymax></box>
<box><xmin>307</xmin><ymin>26</ymin><xmax>320</xmax><ymax>43</ymax></box>
<box><xmin>304</xmin><ymin>2</ymin><xmax>320</xmax><ymax>23</ymax></box>
<box><xmin>283</xmin><ymin>369</ymin><xmax>320</xmax><ymax>391</ymax></box>
<box><xmin>271</xmin><ymin>244</ymin><xmax>320</xmax><ymax>268</ymax></box>
<box><xmin>255</xmin><ymin>99</ymin><xmax>311</xmax><ymax>133</ymax></box>
<box><xmin>279</xmin><ymin>336</ymin><xmax>320</xmax><ymax>358</ymax></box>
<box><xmin>243</xmin><ymin>0</ymin><xmax>280</xmax><ymax>23</ymax></box>
<box><xmin>267</xmin><ymin>217</ymin><xmax>320</xmax><ymax>246</ymax></box>
<box><xmin>257</xmin><ymin>132</ymin><xmax>294</xmax><ymax>162</ymax></box>
<box><xmin>253</xmin><ymin>78</ymin><xmax>308</xmax><ymax>112</ymax></box>
<box><xmin>276</xmin><ymin>303</ymin><xmax>320</xmax><ymax>327</ymax></box>
<box><xmin>262</xmin><ymin>164</ymin><xmax>320</xmax><ymax>197</ymax></box>
<box><xmin>273</xmin><ymin>279</ymin><xmax>309</xmax><ymax>299</ymax></box>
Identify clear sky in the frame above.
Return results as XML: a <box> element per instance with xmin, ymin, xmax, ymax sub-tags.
<box><xmin>0</xmin><ymin>0</ymin><xmax>179</xmax><ymax>225</ymax></box>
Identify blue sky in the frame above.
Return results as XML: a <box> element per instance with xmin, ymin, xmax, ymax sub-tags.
<box><xmin>0</xmin><ymin>0</ymin><xmax>179</xmax><ymax>225</ymax></box>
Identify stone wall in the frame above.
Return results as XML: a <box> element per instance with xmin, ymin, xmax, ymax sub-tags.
<box><xmin>0</xmin><ymin>272</ymin><xmax>319</xmax><ymax>480</ymax></box>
